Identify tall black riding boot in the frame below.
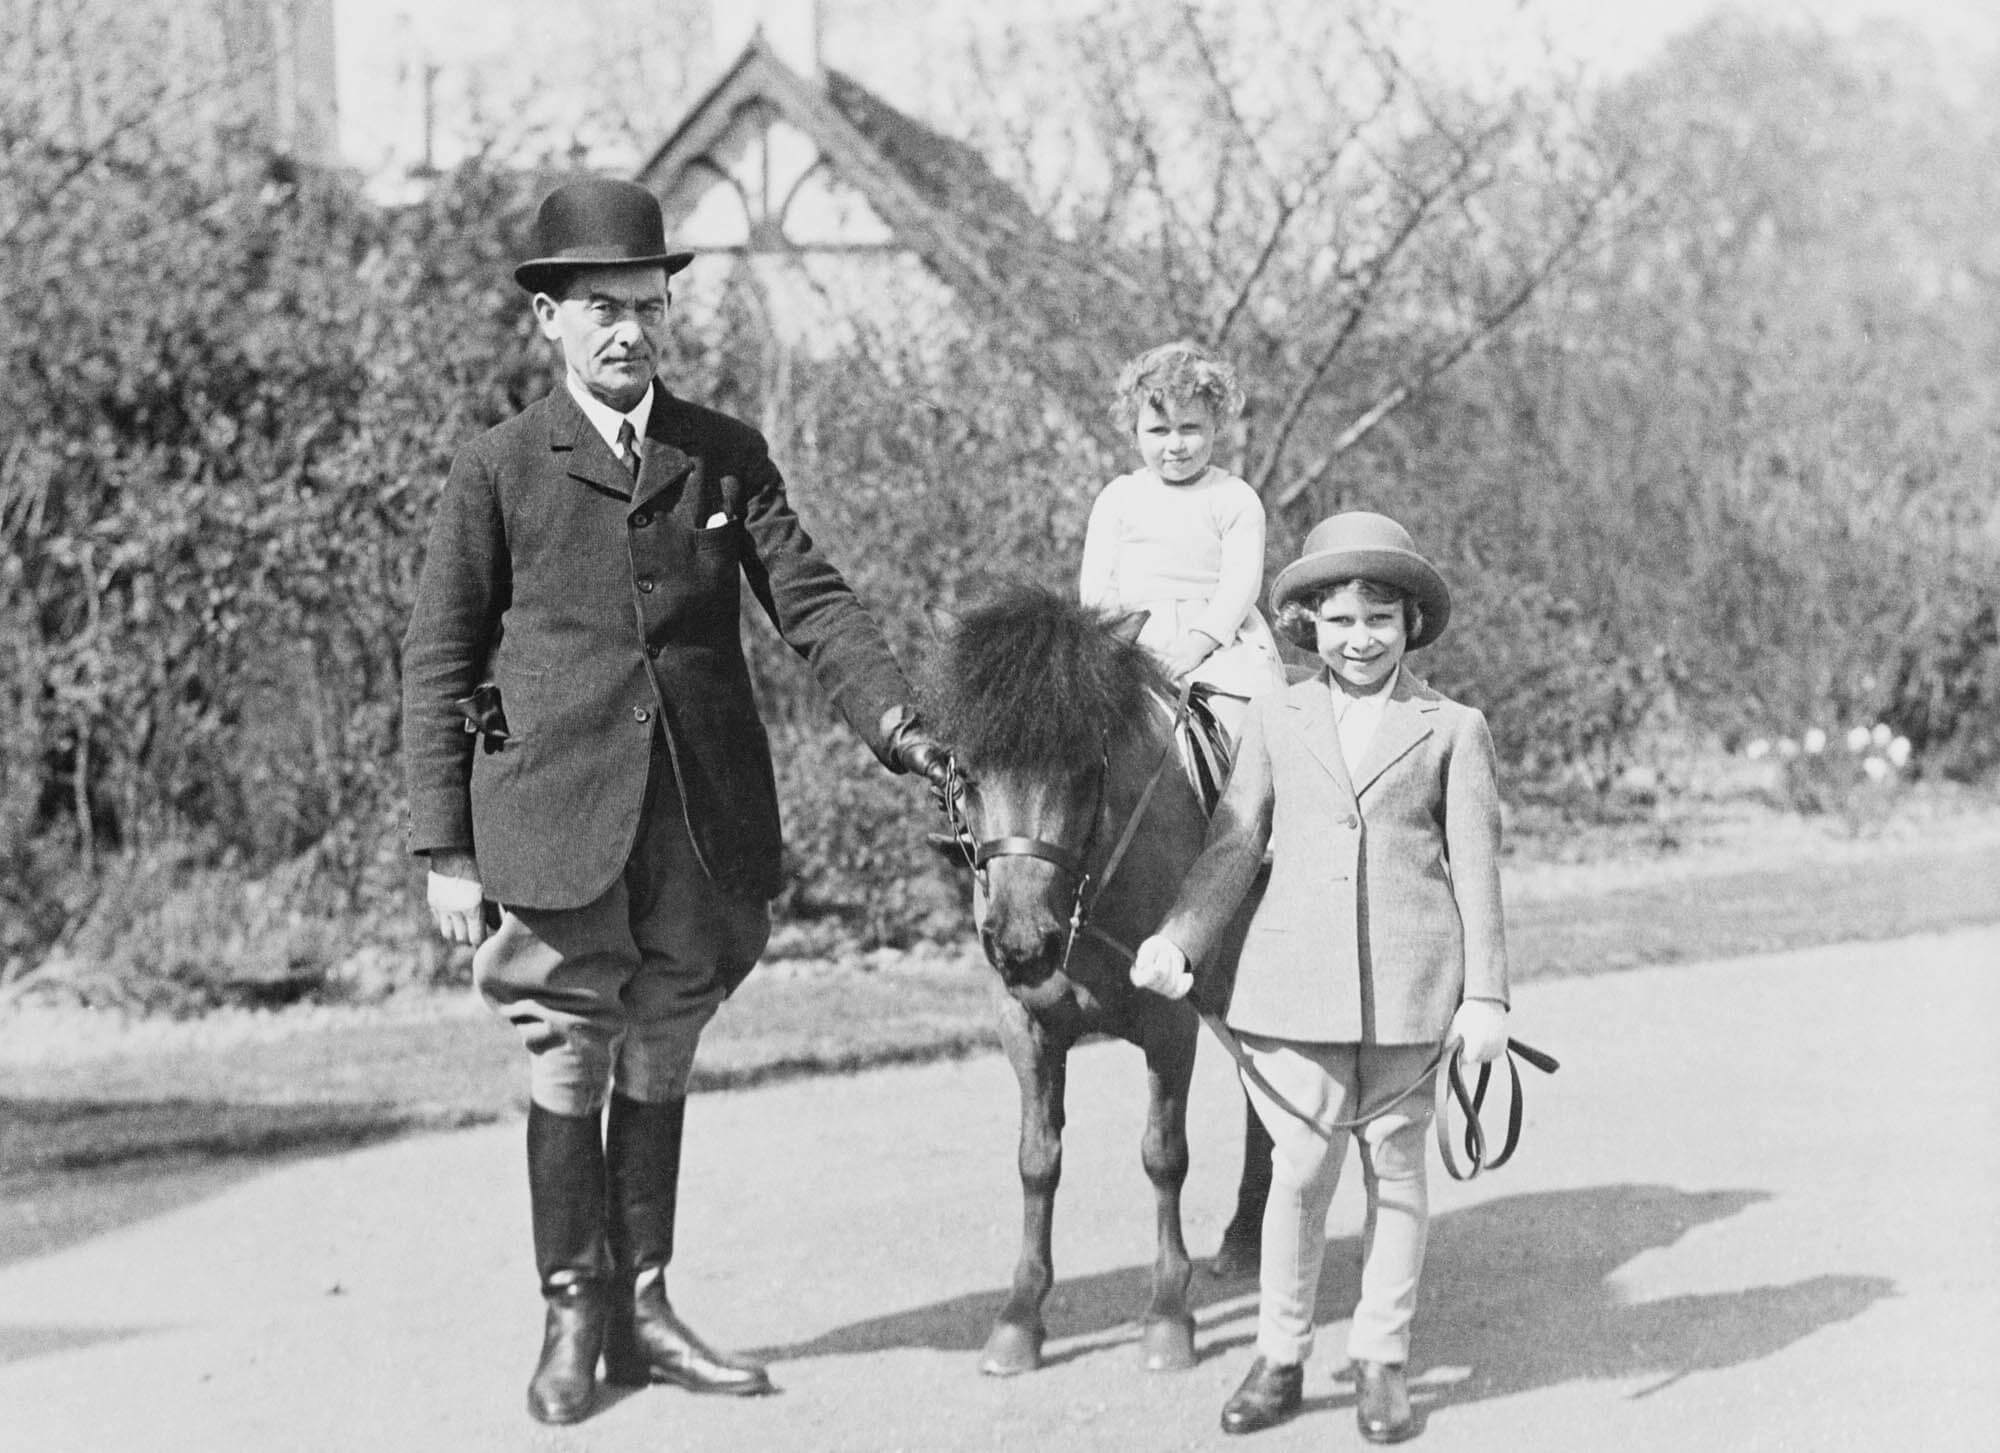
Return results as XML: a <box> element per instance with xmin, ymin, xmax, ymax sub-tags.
<box><xmin>525</xmin><ymin>1104</ymin><xmax>610</xmax><ymax>1424</ymax></box>
<box><xmin>603</xmin><ymin>1092</ymin><xmax>773</xmax><ymax>1396</ymax></box>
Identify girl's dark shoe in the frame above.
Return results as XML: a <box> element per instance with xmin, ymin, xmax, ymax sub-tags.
<box><xmin>1219</xmin><ymin>1356</ymin><xmax>1304</xmax><ymax>1435</ymax></box>
<box><xmin>1354</xmin><ymin>1360</ymin><xmax>1416</xmax><ymax>1443</ymax></box>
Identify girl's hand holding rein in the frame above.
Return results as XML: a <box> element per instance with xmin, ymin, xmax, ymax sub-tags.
<box><xmin>1131</xmin><ymin>935</ymin><xmax>1195</xmax><ymax>999</ymax></box>
<box><xmin>1449</xmin><ymin>997</ymin><xmax>1510</xmax><ymax>1065</ymax></box>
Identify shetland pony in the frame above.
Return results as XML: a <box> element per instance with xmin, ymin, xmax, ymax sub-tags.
<box><xmin>921</xmin><ymin>585</ymin><xmax>1269</xmax><ymax>1375</ymax></box>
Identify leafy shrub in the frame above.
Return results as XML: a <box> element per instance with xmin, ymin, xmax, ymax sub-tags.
<box><xmin>1420</xmin><ymin>565</ymin><xmax>1675</xmax><ymax>800</ymax></box>
<box><xmin>768</xmin><ymin>723</ymin><xmax>967</xmax><ymax>951</ymax></box>
<box><xmin>1746</xmin><ymin>722</ymin><xmax>1915</xmax><ymax>836</ymax></box>
<box><xmin>1886</xmin><ymin>587</ymin><xmax>2000</xmax><ymax>783</ymax></box>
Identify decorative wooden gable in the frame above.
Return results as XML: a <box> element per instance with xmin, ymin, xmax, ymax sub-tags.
<box><xmin>636</xmin><ymin>37</ymin><xmax>899</xmax><ymax>258</ymax></box>
<box><xmin>634</xmin><ymin>33</ymin><xmax>1165</xmax><ymax>397</ymax></box>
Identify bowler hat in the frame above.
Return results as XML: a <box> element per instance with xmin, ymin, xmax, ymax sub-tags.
<box><xmin>514</xmin><ymin>178</ymin><xmax>694</xmax><ymax>294</ymax></box>
<box><xmin>1269</xmin><ymin>511</ymin><xmax>1452</xmax><ymax>650</ymax></box>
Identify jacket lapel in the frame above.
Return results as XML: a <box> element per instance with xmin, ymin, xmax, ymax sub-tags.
<box><xmin>547</xmin><ymin>386</ymin><xmax>637</xmax><ymax>501</ymax></box>
<box><xmin>632</xmin><ymin>393</ymin><xmax>695</xmax><ymax>514</ymax></box>
<box><xmin>1286</xmin><ymin>674</ymin><xmax>1359</xmax><ymax>809</ymax></box>
<box><xmin>544</xmin><ymin>383</ymin><xmax>695</xmax><ymax>511</ymax></box>
<box><xmin>1350</xmin><ymin>670</ymin><xmax>1438</xmax><ymax>798</ymax></box>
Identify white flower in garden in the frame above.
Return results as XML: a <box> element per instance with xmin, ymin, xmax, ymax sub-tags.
<box><xmin>1872</xmin><ymin>723</ymin><xmax>1893</xmax><ymax>748</ymax></box>
<box><xmin>1845</xmin><ymin>725</ymin><xmax>1871</xmax><ymax>753</ymax></box>
<box><xmin>1862</xmin><ymin>755</ymin><xmax>1891</xmax><ymax>783</ymax></box>
<box><xmin>1745</xmin><ymin>738</ymin><xmax>1771</xmax><ymax>760</ymax></box>
<box><xmin>1777</xmin><ymin>737</ymin><xmax>1800</xmax><ymax>759</ymax></box>
<box><xmin>1803</xmin><ymin>728</ymin><xmax>1827</xmax><ymax>755</ymax></box>
<box><xmin>1887</xmin><ymin>736</ymin><xmax>1912</xmax><ymax>768</ymax></box>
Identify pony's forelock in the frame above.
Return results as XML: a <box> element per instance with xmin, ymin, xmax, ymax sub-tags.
<box><xmin>920</xmin><ymin>586</ymin><xmax>1168</xmax><ymax>773</ymax></box>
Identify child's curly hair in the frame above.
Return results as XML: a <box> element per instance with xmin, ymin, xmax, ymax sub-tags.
<box><xmin>1110</xmin><ymin>341</ymin><xmax>1245</xmax><ymax>433</ymax></box>
<box><xmin>1273</xmin><ymin>578</ymin><xmax>1425</xmax><ymax>651</ymax></box>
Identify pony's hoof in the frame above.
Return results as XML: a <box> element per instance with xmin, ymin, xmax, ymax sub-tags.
<box><xmin>980</xmin><ymin>1322</ymin><xmax>1044</xmax><ymax>1376</ymax></box>
<box><xmin>1140</xmin><ymin>1315</ymin><xmax>1197</xmax><ymax>1372</ymax></box>
<box><xmin>1208</xmin><ymin>1232</ymin><xmax>1260</xmax><ymax>1281</ymax></box>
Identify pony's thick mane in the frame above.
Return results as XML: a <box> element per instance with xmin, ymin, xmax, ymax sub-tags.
<box><xmin>919</xmin><ymin>584</ymin><xmax>1170</xmax><ymax>773</ymax></box>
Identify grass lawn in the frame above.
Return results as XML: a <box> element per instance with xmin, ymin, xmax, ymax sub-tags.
<box><xmin>4</xmin><ymin>797</ymin><xmax>1998</xmax><ymax>1262</ymax></box>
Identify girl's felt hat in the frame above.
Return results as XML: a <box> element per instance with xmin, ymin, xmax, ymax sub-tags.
<box><xmin>1269</xmin><ymin>511</ymin><xmax>1452</xmax><ymax>649</ymax></box>
<box><xmin>514</xmin><ymin>178</ymin><xmax>695</xmax><ymax>294</ymax></box>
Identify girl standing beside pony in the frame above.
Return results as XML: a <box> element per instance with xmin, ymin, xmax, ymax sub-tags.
<box><xmin>1079</xmin><ymin>341</ymin><xmax>1287</xmax><ymax>736</ymax></box>
<box><xmin>1131</xmin><ymin>511</ymin><xmax>1511</xmax><ymax>1444</ymax></box>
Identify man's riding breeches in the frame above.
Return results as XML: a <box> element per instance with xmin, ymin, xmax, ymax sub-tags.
<box><xmin>473</xmin><ymin>742</ymin><xmax>771</xmax><ymax>1116</ymax></box>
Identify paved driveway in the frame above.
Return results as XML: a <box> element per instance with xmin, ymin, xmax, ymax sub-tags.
<box><xmin>2</xmin><ymin>926</ymin><xmax>1996</xmax><ymax>1450</ymax></box>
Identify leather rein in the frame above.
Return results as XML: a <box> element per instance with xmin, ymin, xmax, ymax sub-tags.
<box><xmin>935</xmin><ymin>685</ymin><xmax>1558</xmax><ymax>1181</ymax></box>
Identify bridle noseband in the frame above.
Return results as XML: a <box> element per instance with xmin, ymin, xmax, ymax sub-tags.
<box><xmin>940</xmin><ymin>695</ymin><xmax>1186</xmax><ymax>977</ymax></box>
<box><xmin>944</xmin><ymin>745</ymin><xmax>1112</xmax><ymax>972</ymax></box>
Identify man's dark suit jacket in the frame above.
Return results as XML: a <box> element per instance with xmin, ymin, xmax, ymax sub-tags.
<box><xmin>402</xmin><ymin>383</ymin><xmax>910</xmax><ymax>908</ymax></box>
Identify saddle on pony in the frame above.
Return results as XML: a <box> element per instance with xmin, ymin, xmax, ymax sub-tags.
<box><xmin>1172</xmin><ymin>681</ymin><xmax>1236</xmax><ymax>816</ymax></box>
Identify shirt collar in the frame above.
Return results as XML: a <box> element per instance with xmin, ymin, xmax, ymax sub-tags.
<box><xmin>565</xmin><ymin>373</ymin><xmax>654</xmax><ymax>455</ymax></box>
<box><xmin>1329</xmin><ymin>663</ymin><xmax>1400</xmax><ymax>717</ymax></box>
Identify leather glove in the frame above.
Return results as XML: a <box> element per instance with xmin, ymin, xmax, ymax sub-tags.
<box><xmin>427</xmin><ymin>859</ymin><xmax>488</xmax><ymax>947</ymax></box>
<box><xmin>885</xmin><ymin>710</ymin><xmax>956</xmax><ymax>793</ymax></box>
<box><xmin>452</xmin><ymin>682</ymin><xmax>510</xmax><ymax>754</ymax></box>
<box><xmin>1130</xmin><ymin>934</ymin><xmax>1194</xmax><ymax>1000</ymax></box>
<box><xmin>1448</xmin><ymin>998</ymin><xmax>1510</xmax><ymax>1066</ymax></box>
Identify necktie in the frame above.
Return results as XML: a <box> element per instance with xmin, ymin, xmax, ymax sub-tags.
<box><xmin>616</xmin><ymin>420</ymin><xmax>641</xmax><ymax>480</ymax></box>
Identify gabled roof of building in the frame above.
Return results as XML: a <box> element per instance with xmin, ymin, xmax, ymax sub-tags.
<box><xmin>634</xmin><ymin>33</ymin><xmax>1168</xmax><ymax>404</ymax></box>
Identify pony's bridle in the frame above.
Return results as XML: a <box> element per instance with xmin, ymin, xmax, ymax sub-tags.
<box><xmin>939</xmin><ymin>702</ymin><xmax>1186</xmax><ymax>976</ymax></box>
<box><xmin>965</xmin><ymin>752</ymin><xmax>1106</xmax><ymax>968</ymax></box>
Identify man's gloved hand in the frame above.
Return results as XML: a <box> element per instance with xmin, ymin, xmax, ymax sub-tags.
<box><xmin>1130</xmin><ymin>934</ymin><xmax>1194</xmax><ymax>1000</ymax></box>
<box><xmin>1448</xmin><ymin>997</ymin><xmax>1510</xmax><ymax>1067</ymax></box>
<box><xmin>883</xmin><ymin>708</ymin><xmax>956</xmax><ymax>794</ymax></box>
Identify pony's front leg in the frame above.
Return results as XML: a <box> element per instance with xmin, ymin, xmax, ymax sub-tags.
<box><xmin>1137</xmin><ymin>1021</ymin><xmax>1198</xmax><ymax>1371</ymax></box>
<box><xmin>1212</xmin><ymin>1093</ymin><xmax>1273</xmax><ymax>1280</ymax></box>
<box><xmin>983</xmin><ymin>1011</ymin><xmax>1065</xmax><ymax>1376</ymax></box>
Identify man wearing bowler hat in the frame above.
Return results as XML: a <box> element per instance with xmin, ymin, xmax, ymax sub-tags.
<box><xmin>402</xmin><ymin>177</ymin><xmax>951</xmax><ymax>1425</ymax></box>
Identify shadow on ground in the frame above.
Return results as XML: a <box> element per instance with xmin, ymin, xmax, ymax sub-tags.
<box><xmin>752</xmin><ymin>1183</ymin><xmax>1893</xmax><ymax>1413</ymax></box>
<box><xmin>0</xmin><ymin>1322</ymin><xmax>161</xmax><ymax>1369</ymax></box>
<box><xmin>0</xmin><ymin>1097</ymin><xmax>477</xmax><ymax>1267</ymax></box>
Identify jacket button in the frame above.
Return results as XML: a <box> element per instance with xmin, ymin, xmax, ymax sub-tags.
<box><xmin>646</xmin><ymin>644</ymin><xmax>661</xmax><ymax>659</ymax></box>
<box><xmin>633</xmin><ymin>706</ymin><xmax>651</xmax><ymax>724</ymax></box>
<box><xmin>631</xmin><ymin>511</ymin><xmax>653</xmax><ymax>528</ymax></box>
<box><xmin>636</xmin><ymin>577</ymin><xmax>655</xmax><ymax>593</ymax></box>
<box><xmin>1343</xmin><ymin>814</ymin><xmax>1359</xmax><ymax>829</ymax></box>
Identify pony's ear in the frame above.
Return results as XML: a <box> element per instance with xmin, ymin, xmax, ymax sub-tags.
<box><xmin>1108</xmin><ymin>609</ymin><xmax>1150</xmax><ymax>645</ymax></box>
<box><xmin>926</xmin><ymin>605</ymin><xmax>961</xmax><ymax>640</ymax></box>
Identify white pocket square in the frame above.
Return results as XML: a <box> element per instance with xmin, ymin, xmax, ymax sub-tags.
<box><xmin>703</xmin><ymin>512</ymin><xmax>732</xmax><ymax>529</ymax></box>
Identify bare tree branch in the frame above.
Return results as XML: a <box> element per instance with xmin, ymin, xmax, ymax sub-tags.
<box><xmin>1175</xmin><ymin>2</ymin><xmax>1277</xmax><ymax>185</ymax></box>
<box><xmin>1273</xmin><ymin>164</ymin><xmax>1631</xmax><ymax>511</ymax></box>
<box><xmin>1246</xmin><ymin>134</ymin><xmax>1490</xmax><ymax>498</ymax></box>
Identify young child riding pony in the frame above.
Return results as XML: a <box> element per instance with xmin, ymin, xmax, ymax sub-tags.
<box><xmin>1080</xmin><ymin>341</ymin><xmax>1287</xmax><ymax>737</ymax></box>
<box><xmin>1131</xmin><ymin>511</ymin><xmax>1511</xmax><ymax>1444</ymax></box>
